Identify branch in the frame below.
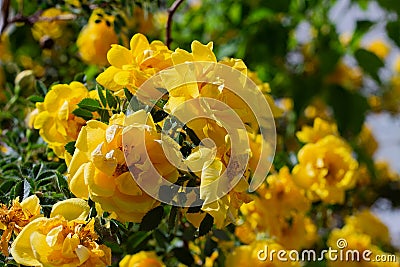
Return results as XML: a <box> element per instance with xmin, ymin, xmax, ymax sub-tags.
<box><xmin>165</xmin><ymin>0</ymin><xmax>185</xmax><ymax>49</ymax></box>
<box><xmin>1</xmin><ymin>0</ymin><xmax>11</xmax><ymax>34</ymax></box>
<box><xmin>1</xmin><ymin>8</ymin><xmax>76</xmax><ymax>35</ymax></box>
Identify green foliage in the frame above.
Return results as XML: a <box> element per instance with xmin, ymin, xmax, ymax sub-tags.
<box><xmin>1</xmin><ymin>0</ymin><xmax>400</xmax><ymax>266</ymax></box>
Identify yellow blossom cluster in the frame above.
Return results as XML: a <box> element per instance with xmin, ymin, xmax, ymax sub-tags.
<box><xmin>327</xmin><ymin>210</ymin><xmax>398</xmax><ymax>267</ymax></box>
<box><xmin>238</xmin><ymin>167</ymin><xmax>317</xmax><ymax>250</ymax></box>
<box><xmin>0</xmin><ymin>196</ymin><xmax>111</xmax><ymax>267</ymax></box>
<box><xmin>32</xmin><ymin>82</ymin><xmax>96</xmax><ymax>159</ymax></box>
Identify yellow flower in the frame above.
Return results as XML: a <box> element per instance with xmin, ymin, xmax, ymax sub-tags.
<box><xmin>356</xmin><ymin>125</ymin><xmax>378</xmax><ymax>157</ymax></box>
<box><xmin>326</xmin><ymin>61</ymin><xmax>363</xmax><ymax>91</ymax></box>
<box><xmin>235</xmin><ymin>222</ymin><xmax>257</xmax><ymax>244</ymax></box>
<box><xmin>225</xmin><ymin>240</ymin><xmax>301</xmax><ymax>267</ymax></box>
<box><xmin>240</xmin><ymin>167</ymin><xmax>316</xmax><ymax>250</ymax></box>
<box><xmin>345</xmin><ymin>210</ymin><xmax>390</xmax><ymax>245</ymax></box>
<box><xmin>68</xmin><ymin>111</ymin><xmax>178</xmax><ymax>222</ymax></box>
<box><xmin>96</xmin><ymin>33</ymin><xmax>172</xmax><ymax>93</ymax></box>
<box><xmin>375</xmin><ymin>161</ymin><xmax>400</xmax><ymax>183</ymax></box>
<box><xmin>296</xmin><ymin>117</ymin><xmax>339</xmax><ymax>143</ymax></box>
<box><xmin>32</xmin><ymin>8</ymin><xmax>71</xmax><ymax>41</ymax></box>
<box><xmin>327</xmin><ymin>219</ymin><xmax>397</xmax><ymax>267</ymax></box>
<box><xmin>77</xmin><ymin>9</ymin><xmax>119</xmax><ymax>66</ymax></box>
<box><xmin>185</xmin><ymin>136</ymin><xmax>253</xmax><ymax>228</ymax></box>
<box><xmin>367</xmin><ymin>39</ymin><xmax>391</xmax><ymax>59</ymax></box>
<box><xmin>0</xmin><ymin>195</ymin><xmax>41</xmax><ymax>256</ymax></box>
<box><xmin>119</xmin><ymin>251</ymin><xmax>165</xmax><ymax>267</ymax></box>
<box><xmin>292</xmin><ymin>135</ymin><xmax>358</xmax><ymax>204</ymax></box>
<box><xmin>33</xmin><ymin>82</ymin><xmax>90</xmax><ymax>158</ymax></box>
<box><xmin>11</xmin><ymin>215</ymin><xmax>110</xmax><ymax>267</ymax></box>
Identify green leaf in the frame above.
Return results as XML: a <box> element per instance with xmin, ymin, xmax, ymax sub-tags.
<box><xmin>168</xmin><ymin>206</ymin><xmax>178</xmax><ymax>231</ymax></box>
<box><xmin>97</xmin><ymin>84</ymin><xmax>107</xmax><ymax>107</ymax></box>
<box><xmin>353</xmin><ymin>0</ymin><xmax>369</xmax><ymax>10</ymax></box>
<box><xmin>77</xmin><ymin>98</ymin><xmax>101</xmax><ymax>112</ymax></box>
<box><xmin>377</xmin><ymin>0</ymin><xmax>400</xmax><ymax>14</ymax></box>
<box><xmin>350</xmin><ymin>20</ymin><xmax>374</xmax><ymax>48</ymax></box>
<box><xmin>354</xmin><ymin>48</ymin><xmax>384</xmax><ymax>83</ymax></box>
<box><xmin>204</xmin><ymin>236</ymin><xmax>218</xmax><ymax>257</ymax></box>
<box><xmin>153</xmin><ymin>229</ymin><xmax>168</xmax><ymax>250</ymax></box>
<box><xmin>72</xmin><ymin>108</ymin><xmax>93</xmax><ymax>121</ymax></box>
<box><xmin>126</xmin><ymin>231</ymin><xmax>152</xmax><ymax>253</ymax></box>
<box><xmin>23</xmin><ymin>178</ymin><xmax>31</xmax><ymax>200</ymax></box>
<box><xmin>139</xmin><ymin>206</ymin><xmax>164</xmax><ymax>231</ymax></box>
<box><xmin>386</xmin><ymin>21</ymin><xmax>400</xmax><ymax>48</ymax></box>
<box><xmin>65</xmin><ymin>141</ymin><xmax>76</xmax><ymax>156</ymax></box>
<box><xmin>124</xmin><ymin>88</ymin><xmax>133</xmax><ymax>102</ymax></box>
<box><xmin>172</xmin><ymin>247</ymin><xmax>194</xmax><ymax>266</ymax></box>
<box><xmin>106</xmin><ymin>89</ymin><xmax>117</xmax><ymax>109</ymax></box>
<box><xmin>10</xmin><ymin>180</ymin><xmax>23</xmax><ymax>200</ymax></box>
<box><xmin>199</xmin><ymin>213</ymin><xmax>214</xmax><ymax>237</ymax></box>
<box><xmin>55</xmin><ymin>172</ymin><xmax>71</xmax><ymax>197</ymax></box>
<box><xmin>74</xmin><ymin>72</ymin><xmax>85</xmax><ymax>83</ymax></box>
<box><xmin>36</xmin><ymin>80</ymin><xmax>48</xmax><ymax>96</ymax></box>
<box><xmin>99</xmin><ymin>109</ymin><xmax>111</xmax><ymax>123</ymax></box>
<box><xmin>151</xmin><ymin>110</ymin><xmax>169</xmax><ymax>123</ymax></box>
<box><xmin>27</xmin><ymin>95</ymin><xmax>44</xmax><ymax>103</ymax></box>
<box><xmin>327</xmin><ymin>86</ymin><xmax>369</xmax><ymax>137</ymax></box>
<box><xmin>213</xmin><ymin>229</ymin><xmax>230</xmax><ymax>241</ymax></box>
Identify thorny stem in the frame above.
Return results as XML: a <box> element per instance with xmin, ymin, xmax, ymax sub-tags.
<box><xmin>165</xmin><ymin>0</ymin><xmax>185</xmax><ymax>48</ymax></box>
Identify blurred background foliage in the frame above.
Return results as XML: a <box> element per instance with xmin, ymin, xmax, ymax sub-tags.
<box><xmin>0</xmin><ymin>0</ymin><xmax>400</xmax><ymax>266</ymax></box>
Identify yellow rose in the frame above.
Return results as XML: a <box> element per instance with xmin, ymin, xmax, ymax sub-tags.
<box><xmin>11</xmin><ymin>216</ymin><xmax>110</xmax><ymax>267</ymax></box>
<box><xmin>356</xmin><ymin>125</ymin><xmax>378</xmax><ymax>157</ymax></box>
<box><xmin>296</xmin><ymin>117</ymin><xmax>339</xmax><ymax>143</ymax></box>
<box><xmin>240</xmin><ymin>167</ymin><xmax>316</xmax><ymax>250</ymax></box>
<box><xmin>34</xmin><ymin>82</ymin><xmax>91</xmax><ymax>158</ymax></box>
<box><xmin>119</xmin><ymin>251</ymin><xmax>165</xmax><ymax>267</ymax></box>
<box><xmin>345</xmin><ymin>210</ymin><xmax>390</xmax><ymax>245</ymax></box>
<box><xmin>10</xmin><ymin>198</ymin><xmax>110</xmax><ymax>267</ymax></box>
<box><xmin>225</xmin><ymin>240</ymin><xmax>301</xmax><ymax>267</ymax></box>
<box><xmin>96</xmin><ymin>33</ymin><xmax>173</xmax><ymax>94</ymax></box>
<box><xmin>0</xmin><ymin>195</ymin><xmax>41</xmax><ymax>255</ymax></box>
<box><xmin>327</xmin><ymin>222</ymin><xmax>397</xmax><ymax>267</ymax></box>
<box><xmin>375</xmin><ymin>161</ymin><xmax>400</xmax><ymax>183</ymax></box>
<box><xmin>77</xmin><ymin>9</ymin><xmax>119</xmax><ymax>66</ymax></box>
<box><xmin>292</xmin><ymin>135</ymin><xmax>358</xmax><ymax>204</ymax></box>
<box><xmin>68</xmin><ymin>111</ymin><xmax>178</xmax><ymax>222</ymax></box>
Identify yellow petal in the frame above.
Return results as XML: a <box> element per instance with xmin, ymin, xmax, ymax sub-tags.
<box><xmin>33</xmin><ymin>111</ymin><xmax>50</xmax><ymax>129</ymax></box>
<box><xmin>96</xmin><ymin>66</ymin><xmax>123</xmax><ymax>91</ymax></box>
<box><xmin>85</xmin><ymin>163</ymin><xmax>116</xmax><ymax>197</ymax></box>
<box><xmin>62</xmin><ymin>233</ymin><xmax>80</xmax><ymax>258</ymax></box>
<box><xmin>21</xmin><ymin>195</ymin><xmax>41</xmax><ymax>217</ymax></box>
<box><xmin>107</xmin><ymin>44</ymin><xmax>133</xmax><ymax>68</ymax></box>
<box><xmin>130</xmin><ymin>33</ymin><xmax>149</xmax><ymax>57</ymax></box>
<box><xmin>172</xmin><ymin>48</ymin><xmax>193</xmax><ymax>65</ymax></box>
<box><xmin>115</xmin><ymin>172</ymin><xmax>142</xmax><ymax>196</ymax></box>
<box><xmin>114</xmin><ymin>70</ymin><xmax>133</xmax><ymax>86</ymax></box>
<box><xmin>10</xmin><ymin>217</ymin><xmax>48</xmax><ymax>266</ymax></box>
<box><xmin>192</xmin><ymin>41</ymin><xmax>216</xmax><ymax>62</ymax></box>
<box><xmin>68</xmin><ymin>162</ymin><xmax>90</xmax><ymax>199</ymax></box>
<box><xmin>75</xmin><ymin>245</ymin><xmax>90</xmax><ymax>264</ymax></box>
<box><xmin>50</xmin><ymin>198</ymin><xmax>90</xmax><ymax>221</ymax></box>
